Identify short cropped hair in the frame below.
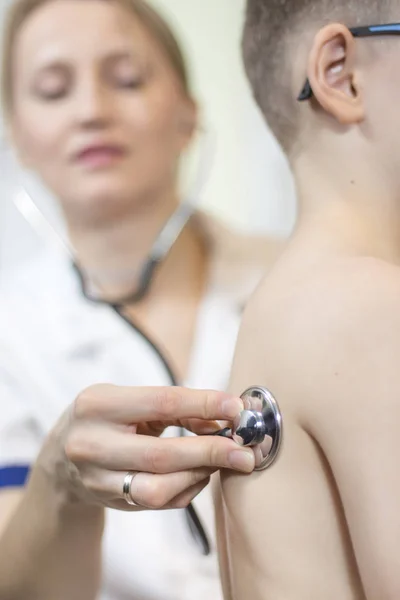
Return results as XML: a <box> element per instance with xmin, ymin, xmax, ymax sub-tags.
<box><xmin>242</xmin><ymin>0</ymin><xmax>395</xmax><ymax>153</ymax></box>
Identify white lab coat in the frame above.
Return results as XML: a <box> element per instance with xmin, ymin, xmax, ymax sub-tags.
<box><xmin>0</xmin><ymin>213</ymin><xmax>270</xmax><ymax>600</ymax></box>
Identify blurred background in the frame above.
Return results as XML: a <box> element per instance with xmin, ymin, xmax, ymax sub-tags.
<box><xmin>0</xmin><ymin>5</ymin><xmax>297</xmax><ymax>597</ymax></box>
<box><xmin>0</xmin><ymin>0</ymin><xmax>296</xmax><ymax>273</ymax></box>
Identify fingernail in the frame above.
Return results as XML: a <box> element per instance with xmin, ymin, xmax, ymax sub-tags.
<box><xmin>222</xmin><ymin>398</ymin><xmax>244</xmax><ymax>419</ymax></box>
<box><xmin>229</xmin><ymin>450</ymin><xmax>255</xmax><ymax>473</ymax></box>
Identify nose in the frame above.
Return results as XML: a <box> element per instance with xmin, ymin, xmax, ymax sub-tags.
<box><xmin>73</xmin><ymin>75</ymin><xmax>113</xmax><ymax>129</ymax></box>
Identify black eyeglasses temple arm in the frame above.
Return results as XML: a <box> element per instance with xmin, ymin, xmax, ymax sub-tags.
<box><xmin>296</xmin><ymin>23</ymin><xmax>400</xmax><ymax>102</ymax></box>
<box><xmin>297</xmin><ymin>79</ymin><xmax>313</xmax><ymax>102</ymax></box>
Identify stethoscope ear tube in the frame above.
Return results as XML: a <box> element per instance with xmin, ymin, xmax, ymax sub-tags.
<box><xmin>214</xmin><ymin>386</ymin><xmax>283</xmax><ymax>471</ymax></box>
<box><xmin>8</xmin><ymin>126</ymin><xmax>217</xmax><ymax>305</ymax></box>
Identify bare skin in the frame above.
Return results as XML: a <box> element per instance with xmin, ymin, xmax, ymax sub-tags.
<box><xmin>218</xmin><ymin>212</ymin><xmax>400</xmax><ymax>599</ymax></box>
<box><xmin>217</xmin><ymin>15</ymin><xmax>400</xmax><ymax>600</ymax></box>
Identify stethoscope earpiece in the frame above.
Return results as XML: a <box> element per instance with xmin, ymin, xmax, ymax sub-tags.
<box><xmin>215</xmin><ymin>386</ymin><xmax>283</xmax><ymax>471</ymax></box>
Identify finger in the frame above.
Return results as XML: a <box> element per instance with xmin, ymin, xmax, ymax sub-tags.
<box><xmin>66</xmin><ymin>423</ymin><xmax>255</xmax><ymax>473</ymax></box>
<box><xmin>136</xmin><ymin>420</ymin><xmax>168</xmax><ymax>437</ymax></box>
<box><xmin>80</xmin><ymin>467</ymin><xmax>214</xmax><ymax>510</ymax></box>
<box><xmin>74</xmin><ymin>384</ymin><xmax>244</xmax><ymax>425</ymax></box>
<box><xmin>127</xmin><ymin>468</ymin><xmax>214</xmax><ymax>509</ymax></box>
<box><xmin>111</xmin><ymin>480</ymin><xmax>211</xmax><ymax>512</ymax></box>
<box><xmin>180</xmin><ymin>418</ymin><xmax>224</xmax><ymax>435</ymax></box>
<box><xmin>166</xmin><ymin>479</ymin><xmax>211</xmax><ymax>510</ymax></box>
<box><xmin>137</xmin><ymin>418</ymin><xmax>223</xmax><ymax>438</ymax></box>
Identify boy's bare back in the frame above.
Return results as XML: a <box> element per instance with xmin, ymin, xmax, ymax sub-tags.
<box><xmin>216</xmin><ymin>1</ymin><xmax>400</xmax><ymax>597</ymax></box>
<box><xmin>218</xmin><ymin>249</ymin><xmax>400</xmax><ymax>600</ymax></box>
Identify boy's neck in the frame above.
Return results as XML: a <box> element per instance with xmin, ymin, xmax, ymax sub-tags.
<box><xmin>292</xmin><ymin>202</ymin><xmax>400</xmax><ymax>266</ymax></box>
<box><xmin>291</xmin><ymin>153</ymin><xmax>400</xmax><ymax>265</ymax></box>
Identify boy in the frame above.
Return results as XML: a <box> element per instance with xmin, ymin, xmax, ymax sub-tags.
<box><xmin>218</xmin><ymin>2</ymin><xmax>400</xmax><ymax>599</ymax></box>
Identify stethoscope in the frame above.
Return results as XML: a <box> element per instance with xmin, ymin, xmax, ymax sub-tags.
<box><xmin>5</xmin><ymin>130</ymin><xmax>283</xmax><ymax>558</ymax></box>
<box><xmin>6</xmin><ymin>126</ymin><xmax>284</xmax><ymax>470</ymax></box>
<box><xmin>214</xmin><ymin>385</ymin><xmax>282</xmax><ymax>471</ymax></box>
<box><xmin>6</xmin><ymin>126</ymin><xmax>214</xmax><ymax>303</ymax></box>
<box><xmin>73</xmin><ymin>198</ymin><xmax>198</xmax><ymax>303</ymax></box>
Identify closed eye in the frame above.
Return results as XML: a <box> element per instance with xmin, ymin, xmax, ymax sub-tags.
<box><xmin>35</xmin><ymin>86</ymin><xmax>68</xmax><ymax>101</ymax></box>
<box><xmin>115</xmin><ymin>76</ymin><xmax>145</xmax><ymax>90</ymax></box>
<box><xmin>31</xmin><ymin>63</ymin><xmax>71</xmax><ymax>101</ymax></box>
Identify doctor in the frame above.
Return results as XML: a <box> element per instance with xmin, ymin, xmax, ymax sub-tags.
<box><xmin>0</xmin><ymin>0</ymin><xmax>280</xmax><ymax>599</ymax></box>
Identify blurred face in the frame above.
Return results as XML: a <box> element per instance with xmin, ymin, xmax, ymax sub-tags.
<box><xmin>11</xmin><ymin>0</ymin><xmax>196</xmax><ymax>224</ymax></box>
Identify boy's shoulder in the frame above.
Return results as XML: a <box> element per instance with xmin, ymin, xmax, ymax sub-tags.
<box><xmin>248</xmin><ymin>255</ymin><xmax>400</xmax><ymax>344</ymax></box>
<box><xmin>232</xmin><ymin>255</ymin><xmax>400</xmax><ymax>419</ymax></box>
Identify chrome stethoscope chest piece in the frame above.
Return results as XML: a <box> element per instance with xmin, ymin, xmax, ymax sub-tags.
<box><xmin>216</xmin><ymin>386</ymin><xmax>283</xmax><ymax>471</ymax></box>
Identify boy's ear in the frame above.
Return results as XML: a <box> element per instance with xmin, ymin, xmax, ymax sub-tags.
<box><xmin>307</xmin><ymin>23</ymin><xmax>365</xmax><ymax>124</ymax></box>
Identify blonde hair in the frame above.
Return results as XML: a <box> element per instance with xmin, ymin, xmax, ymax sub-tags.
<box><xmin>1</xmin><ymin>0</ymin><xmax>190</xmax><ymax>121</ymax></box>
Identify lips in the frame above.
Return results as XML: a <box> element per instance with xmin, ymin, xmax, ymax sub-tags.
<box><xmin>75</xmin><ymin>144</ymin><xmax>126</xmax><ymax>168</ymax></box>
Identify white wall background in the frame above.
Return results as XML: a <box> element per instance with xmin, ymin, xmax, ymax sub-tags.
<box><xmin>0</xmin><ymin>0</ymin><xmax>296</xmax><ymax>272</ymax></box>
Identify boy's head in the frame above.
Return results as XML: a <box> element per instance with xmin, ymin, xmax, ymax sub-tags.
<box><xmin>243</xmin><ymin>1</ymin><xmax>400</xmax><ymax>161</ymax></box>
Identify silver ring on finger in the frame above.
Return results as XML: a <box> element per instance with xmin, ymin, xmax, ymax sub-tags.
<box><xmin>122</xmin><ymin>471</ymin><xmax>141</xmax><ymax>507</ymax></box>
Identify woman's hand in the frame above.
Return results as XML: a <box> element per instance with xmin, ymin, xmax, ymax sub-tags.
<box><xmin>41</xmin><ymin>384</ymin><xmax>255</xmax><ymax>511</ymax></box>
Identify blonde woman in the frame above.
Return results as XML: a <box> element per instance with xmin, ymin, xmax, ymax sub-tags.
<box><xmin>0</xmin><ymin>1</ymin><xmax>280</xmax><ymax>599</ymax></box>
